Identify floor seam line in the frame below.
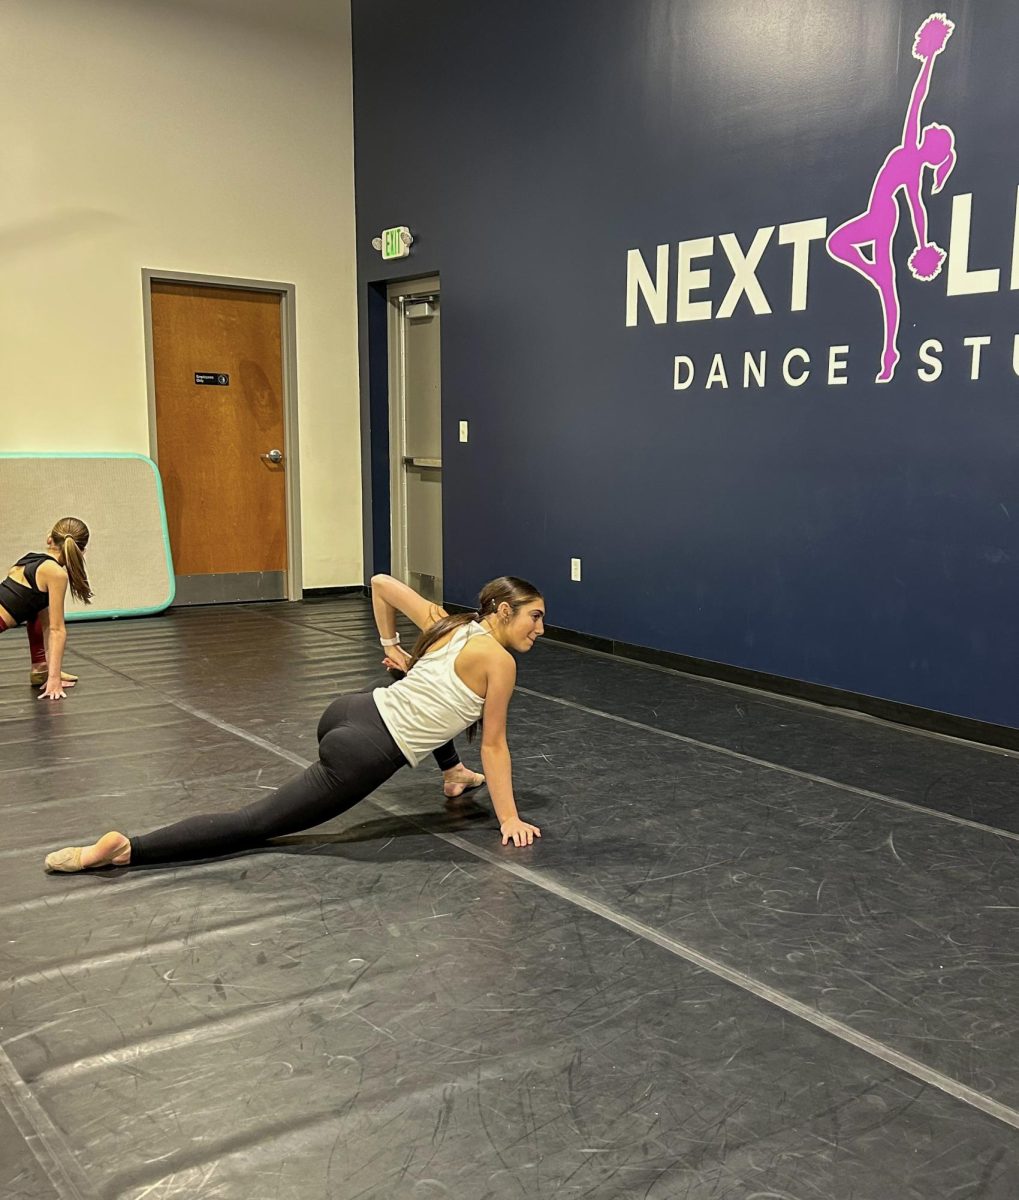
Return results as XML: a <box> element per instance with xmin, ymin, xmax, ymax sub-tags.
<box><xmin>72</xmin><ymin>645</ymin><xmax>1018</xmax><ymax>845</ymax></box>
<box><xmin>69</xmin><ymin>649</ymin><xmax>1019</xmax><ymax>1137</ymax></box>
<box><xmin>372</xmin><ymin>808</ymin><xmax>1019</xmax><ymax>1134</ymax></box>
<box><xmin>517</xmin><ymin>686</ymin><xmax>1019</xmax><ymax>844</ymax></box>
<box><xmin>541</xmin><ymin>636</ymin><xmax>1019</xmax><ymax>760</ymax></box>
<box><xmin>0</xmin><ymin>1043</ymin><xmax>100</xmax><ymax>1200</ymax></box>
<box><xmin>239</xmin><ymin>605</ymin><xmax>373</xmax><ymax>644</ymax></box>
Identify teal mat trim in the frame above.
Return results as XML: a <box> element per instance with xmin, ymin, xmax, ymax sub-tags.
<box><xmin>0</xmin><ymin>452</ymin><xmax>176</xmax><ymax>620</ymax></box>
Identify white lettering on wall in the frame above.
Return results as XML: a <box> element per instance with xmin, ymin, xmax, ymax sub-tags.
<box><xmin>626</xmin><ymin>244</ymin><xmax>669</xmax><ymax>326</ymax></box>
<box><xmin>716</xmin><ymin>227</ymin><xmax>774</xmax><ymax>319</ymax></box>
<box><xmin>917</xmin><ymin>339</ymin><xmax>944</xmax><ymax>381</ymax></box>
<box><xmin>744</xmin><ymin>350</ymin><xmax>767</xmax><ymax>387</ymax></box>
<box><xmin>828</xmin><ymin>345</ymin><xmax>850</xmax><ymax>385</ymax></box>
<box><xmin>626</xmin><ymin>183</ymin><xmax>1019</xmax><ymax>393</ymax></box>
<box><xmin>673</xmin><ymin>355</ymin><xmax>695</xmax><ymax>389</ymax></box>
<box><xmin>783</xmin><ymin>348</ymin><xmax>810</xmax><ymax>386</ymax></box>
<box><xmin>947</xmin><ymin>194</ymin><xmax>1001</xmax><ymax>296</ymax></box>
<box><xmin>677</xmin><ymin>237</ymin><xmax>714</xmax><ymax>322</ymax></box>
<box><xmin>964</xmin><ymin>335</ymin><xmax>991</xmax><ymax>379</ymax></box>
<box><xmin>705</xmin><ymin>353</ymin><xmax>729</xmax><ymax>388</ymax></box>
<box><xmin>778</xmin><ymin>218</ymin><xmax>828</xmax><ymax>312</ymax></box>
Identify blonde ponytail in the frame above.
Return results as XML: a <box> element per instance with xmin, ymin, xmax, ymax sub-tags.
<box><xmin>50</xmin><ymin>518</ymin><xmax>93</xmax><ymax>604</ymax></box>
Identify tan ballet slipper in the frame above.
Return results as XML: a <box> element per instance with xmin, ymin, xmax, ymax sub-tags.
<box><xmin>443</xmin><ymin>769</ymin><xmax>486</xmax><ymax>799</ymax></box>
<box><xmin>44</xmin><ymin>833</ymin><xmax>130</xmax><ymax>873</ymax></box>
<box><xmin>44</xmin><ymin>846</ymin><xmax>85</xmax><ymax>873</ymax></box>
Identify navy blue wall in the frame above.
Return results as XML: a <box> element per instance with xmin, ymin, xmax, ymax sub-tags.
<box><xmin>352</xmin><ymin>0</ymin><xmax>1019</xmax><ymax>728</ymax></box>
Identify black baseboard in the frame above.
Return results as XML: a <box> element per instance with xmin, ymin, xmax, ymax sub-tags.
<box><xmin>445</xmin><ymin>604</ymin><xmax>1019</xmax><ymax>752</ymax></box>
<box><xmin>302</xmin><ymin>585</ymin><xmax>368</xmax><ymax>599</ymax></box>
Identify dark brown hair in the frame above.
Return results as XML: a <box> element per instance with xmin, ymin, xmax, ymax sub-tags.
<box><xmin>406</xmin><ymin>576</ymin><xmax>543</xmax><ymax>669</ymax></box>
<box><xmin>51</xmin><ymin>517</ymin><xmax>93</xmax><ymax>604</ymax></box>
<box><xmin>406</xmin><ymin>576</ymin><xmax>543</xmax><ymax>739</ymax></box>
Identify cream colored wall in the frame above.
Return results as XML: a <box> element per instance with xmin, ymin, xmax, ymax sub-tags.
<box><xmin>2</xmin><ymin>0</ymin><xmax>361</xmax><ymax>587</ymax></box>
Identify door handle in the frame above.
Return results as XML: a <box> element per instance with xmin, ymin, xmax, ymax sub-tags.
<box><xmin>261</xmin><ymin>449</ymin><xmax>284</xmax><ymax>464</ymax></box>
<box><xmin>402</xmin><ymin>456</ymin><xmax>442</xmax><ymax>469</ymax></box>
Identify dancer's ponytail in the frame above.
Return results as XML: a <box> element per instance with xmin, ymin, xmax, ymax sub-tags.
<box><xmin>50</xmin><ymin>517</ymin><xmax>93</xmax><ymax>604</ymax></box>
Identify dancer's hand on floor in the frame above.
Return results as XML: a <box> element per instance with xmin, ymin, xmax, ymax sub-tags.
<box><xmin>31</xmin><ymin>668</ymin><xmax>77</xmax><ymax>688</ymax></box>
<box><xmin>38</xmin><ymin>679</ymin><xmax>67</xmax><ymax>701</ymax></box>
<box><xmin>500</xmin><ymin>818</ymin><xmax>541</xmax><ymax>847</ymax></box>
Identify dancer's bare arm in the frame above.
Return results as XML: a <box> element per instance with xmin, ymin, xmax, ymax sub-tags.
<box><xmin>37</xmin><ymin>564</ymin><xmax>68</xmax><ymax>700</ymax></box>
<box><xmin>479</xmin><ymin>651</ymin><xmax>540</xmax><ymax>847</ymax></box>
<box><xmin>906</xmin><ymin>144</ymin><xmax>955</xmax><ymax>250</ymax></box>
<box><xmin>371</xmin><ymin>574</ymin><xmax>446</xmax><ymax>638</ymax></box>
<box><xmin>905</xmin><ymin>15</ymin><xmax>954</xmax><ymax>149</ymax></box>
<box><xmin>904</xmin><ymin>178</ymin><xmax>929</xmax><ymax>249</ymax></box>
<box><xmin>903</xmin><ymin>55</ymin><xmax>935</xmax><ymax>149</ymax></box>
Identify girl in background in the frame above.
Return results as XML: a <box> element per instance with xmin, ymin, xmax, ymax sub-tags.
<box><xmin>0</xmin><ymin>517</ymin><xmax>92</xmax><ymax>700</ymax></box>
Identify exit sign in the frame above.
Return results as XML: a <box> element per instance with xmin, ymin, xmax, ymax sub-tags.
<box><xmin>382</xmin><ymin>226</ymin><xmax>411</xmax><ymax>260</ymax></box>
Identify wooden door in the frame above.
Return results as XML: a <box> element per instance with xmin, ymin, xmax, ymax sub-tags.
<box><xmin>151</xmin><ymin>282</ymin><xmax>287</xmax><ymax>604</ymax></box>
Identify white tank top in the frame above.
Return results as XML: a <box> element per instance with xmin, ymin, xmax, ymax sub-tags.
<box><xmin>372</xmin><ymin>622</ymin><xmax>488</xmax><ymax>767</ymax></box>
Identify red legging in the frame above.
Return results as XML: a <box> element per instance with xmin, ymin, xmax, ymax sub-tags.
<box><xmin>0</xmin><ymin>615</ymin><xmax>47</xmax><ymax>666</ymax></box>
<box><xmin>26</xmin><ymin>617</ymin><xmax>47</xmax><ymax>666</ymax></box>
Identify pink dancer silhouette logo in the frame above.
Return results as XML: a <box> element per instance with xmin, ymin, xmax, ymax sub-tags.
<box><xmin>827</xmin><ymin>13</ymin><xmax>957</xmax><ymax>383</ymax></box>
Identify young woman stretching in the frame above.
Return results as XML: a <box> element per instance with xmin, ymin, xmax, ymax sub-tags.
<box><xmin>0</xmin><ymin>517</ymin><xmax>92</xmax><ymax>701</ymax></box>
<box><xmin>381</xmin><ymin>647</ymin><xmax>484</xmax><ymax>801</ymax></box>
<box><xmin>44</xmin><ymin>574</ymin><xmax>544</xmax><ymax>871</ymax></box>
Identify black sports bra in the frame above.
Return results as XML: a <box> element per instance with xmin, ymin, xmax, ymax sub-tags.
<box><xmin>0</xmin><ymin>553</ymin><xmax>57</xmax><ymax>627</ymax></box>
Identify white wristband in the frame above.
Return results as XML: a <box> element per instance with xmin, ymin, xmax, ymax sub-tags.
<box><xmin>380</xmin><ymin>634</ymin><xmax>401</xmax><ymax>647</ymax></box>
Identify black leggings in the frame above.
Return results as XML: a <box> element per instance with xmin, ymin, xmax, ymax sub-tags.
<box><xmin>130</xmin><ymin>693</ymin><xmax>410</xmax><ymax>865</ymax></box>
<box><xmin>431</xmin><ymin>738</ymin><xmax>459</xmax><ymax>772</ymax></box>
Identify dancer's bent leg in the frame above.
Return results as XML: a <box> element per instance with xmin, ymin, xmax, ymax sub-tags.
<box><xmin>434</xmin><ymin>739</ymin><xmax>485</xmax><ymax>798</ymax></box>
<box><xmin>364</xmin><ymin>674</ymin><xmax>482</xmax><ymax>797</ymax></box>
<box><xmin>130</xmin><ymin>694</ymin><xmax>407</xmax><ymax>865</ymax></box>
<box><xmin>27</xmin><ymin>614</ymin><xmax>77</xmax><ymax>686</ymax></box>
<box><xmin>26</xmin><ymin>617</ymin><xmax>47</xmax><ymax>668</ymax></box>
<box><xmin>432</xmin><ymin>740</ymin><xmax>460</xmax><ymax>772</ymax></box>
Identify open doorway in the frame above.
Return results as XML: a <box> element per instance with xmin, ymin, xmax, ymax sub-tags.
<box><xmin>386</xmin><ymin>275</ymin><xmax>443</xmax><ymax>603</ymax></box>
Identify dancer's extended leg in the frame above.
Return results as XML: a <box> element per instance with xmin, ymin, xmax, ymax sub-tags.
<box><xmin>45</xmin><ymin>694</ymin><xmax>408</xmax><ymax>871</ymax></box>
<box><xmin>874</xmin><ymin>242</ymin><xmax>901</xmax><ymax>383</ymax></box>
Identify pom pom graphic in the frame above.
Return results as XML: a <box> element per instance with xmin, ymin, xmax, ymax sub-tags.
<box><xmin>909</xmin><ymin>243</ymin><xmax>946</xmax><ymax>281</ymax></box>
<box><xmin>913</xmin><ymin>13</ymin><xmax>954</xmax><ymax>60</ymax></box>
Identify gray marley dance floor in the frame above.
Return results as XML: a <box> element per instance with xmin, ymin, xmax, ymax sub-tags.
<box><xmin>3</xmin><ymin>597</ymin><xmax>1019</xmax><ymax>1199</ymax></box>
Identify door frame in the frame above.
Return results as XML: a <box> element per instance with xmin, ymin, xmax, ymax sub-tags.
<box><xmin>141</xmin><ymin>268</ymin><xmax>303</xmax><ymax>601</ymax></box>
<box><xmin>386</xmin><ymin>275</ymin><xmax>441</xmax><ymax>590</ymax></box>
